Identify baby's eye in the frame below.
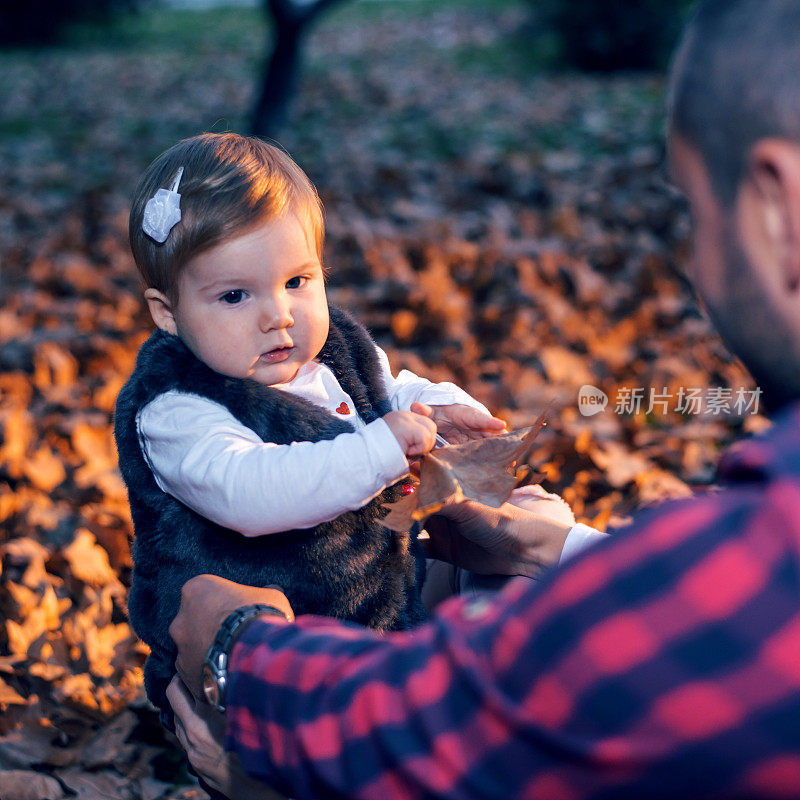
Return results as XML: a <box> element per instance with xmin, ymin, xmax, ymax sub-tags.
<box><xmin>220</xmin><ymin>290</ymin><xmax>246</xmax><ymax>304</ymax></box>
<box><xmin>286</xmin><ymin>276</ymin><xmax>308</xmax><ymax>290</ymax></box>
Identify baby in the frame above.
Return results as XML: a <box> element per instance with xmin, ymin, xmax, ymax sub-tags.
<box><xmin>114</xmin><ymin>133</ymin><xmax>507</xmax><ymax>718</ymax></box>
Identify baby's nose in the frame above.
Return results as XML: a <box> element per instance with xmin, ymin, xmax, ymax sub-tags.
<box><xmin>259</xmin><ymin>300</ymin><xmax>293</xmax><ymax>331</ymax></box>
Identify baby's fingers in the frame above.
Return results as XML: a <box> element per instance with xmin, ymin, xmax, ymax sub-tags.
<box><xmin>407</xmin><ymin>415</ymin><xmax>438</xmax><ymax>456</ymax></box>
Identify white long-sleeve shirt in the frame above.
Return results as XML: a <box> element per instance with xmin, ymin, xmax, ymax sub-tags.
<box><xmin>137</xmin><ymin>345</ymin><xmax>607</xmax><ymax>555</ymax></box>
<box><xmin>137</xmin><ymin>347</ymin><xmax>490</xmax><ymax>536</ymax></box>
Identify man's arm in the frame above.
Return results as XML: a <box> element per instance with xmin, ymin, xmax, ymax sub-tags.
<box><xmin>169</xmin><ymin>499</ymin><xmax>574</xmax><ymax>696</ymax></box>
<box><xmin>173</xmin><ymin>487</ymin><xmax>790</xmax><ymax>799</ymax></box>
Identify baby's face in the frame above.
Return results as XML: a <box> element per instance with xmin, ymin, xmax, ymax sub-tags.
<box><xmin>169</xmin><ymin>212</ymin><xmax>329</xmax><ymax>386</ymax></box>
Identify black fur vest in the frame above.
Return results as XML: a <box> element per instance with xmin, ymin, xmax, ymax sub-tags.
<box><xmin>114</xmin><ymin>306</ymin><xmax>426</xmax><ymax>713</ymax></box>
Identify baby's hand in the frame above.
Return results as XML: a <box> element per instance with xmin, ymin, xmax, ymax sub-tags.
<box><xmin>383</xmin><ymin>409</ymin><xmax>438</xmax><ymax>458</ymax></box>
<box><xmin>414</xmin><ymin>402</ymin><xmax>506</xmax><ymax>445</ymax></box>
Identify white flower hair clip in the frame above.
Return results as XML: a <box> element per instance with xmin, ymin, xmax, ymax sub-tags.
<box><xmin>142</xmin><ymin>166</ymin><xmax>184</xmax><ymax>243</ymax></box>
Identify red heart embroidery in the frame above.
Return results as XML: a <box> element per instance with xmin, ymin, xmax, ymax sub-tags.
<box><xmin>336</xmin><ymin>402</ymin><xmax>350</xmax><ymax>415</ymax></box>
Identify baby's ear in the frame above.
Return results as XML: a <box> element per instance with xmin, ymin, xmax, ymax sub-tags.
<box><xmin>144</xmin><ymin>288</ymin><xmax>178</xmax><ymax>335</ymax></box>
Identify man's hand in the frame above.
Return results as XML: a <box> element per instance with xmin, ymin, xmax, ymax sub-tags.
<box><xmin>424</xmin><ymin>496</ymin><xmax>571</xmax><ymax>578</ymax></box>
<box><xmin>169</xmin><ymin>575</ymin><xmax>294</xmax><ymax>699</ymax></box>
<box><xmin>383</xmin><ymin>408</ymin><xmax>438</xmax><ymax>457</ymax></box>
<box><xmin>167</xmin><ymin>676</ymin><xmax>287</xmax><ymax>800</ymax></box>
<box><xmin>419</xmin><ymin>402</ymin><xmax>506</xmax><ymax>444</ymax></box>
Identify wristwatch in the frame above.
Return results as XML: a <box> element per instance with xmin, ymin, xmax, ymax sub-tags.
<box><xmin>202</xmin><ymin>603</ymin><xmax>290</xmax><ymax>711</ymax></box>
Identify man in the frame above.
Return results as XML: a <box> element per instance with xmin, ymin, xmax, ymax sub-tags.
<box><xmin>168</xmin><ymin>1</ymin><xmax>800</xmax><ymax>796</ymax></box>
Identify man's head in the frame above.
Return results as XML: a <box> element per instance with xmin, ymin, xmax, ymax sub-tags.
<box><xmin>129</xmin><ymin>133</ymin><xmax>324</xmax><ymax>305</ymax></box>
<box><xmin>669</xmin><ymin>0</ymin><xmax>800</xmax><ymax>411</ymax></box>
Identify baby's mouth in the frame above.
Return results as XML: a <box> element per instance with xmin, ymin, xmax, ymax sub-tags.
<box><xmin>260</xmin><ymin>345</ymin><xmax>293</xmax><ymax>363</ymax></box>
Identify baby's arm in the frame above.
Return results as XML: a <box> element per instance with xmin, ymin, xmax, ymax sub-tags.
<box><xmin>375</xmin><ymin>347</ymin><xmax>505</xmax><ymax>443</ymax></box>
<box><xmin>138</xmin><ymin>392</ymin><xmax>414</xmax><ymax>537</ymax></box>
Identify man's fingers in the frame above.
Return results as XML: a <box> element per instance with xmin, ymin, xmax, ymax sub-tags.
<box><xmin>166</xmin><ymin>675</ymin><xmax>196</xmax><ymax>746</ymax></box>
<box><xmin>410</xmin><ymin>401</ymin><xmax>433</xmax><ymax>418</ymax></box>
<box><xmin>167</xmin><ymin>675</ymin><xmax>194</xmax><ymax>714</ymax></box>
<box><xmin>459</xmin><ymin>406</ymin><xmax>506</xmax><ymax>431</ymax></box>
<box><xmin>168</xmin><ymin>616</ymin><xmax>182</xmax><ymax>653</ymax></box>
<box><xmin>174</xmin><ymin>715</ymin><xmax>190</xmax><ymax>754</ymax></box>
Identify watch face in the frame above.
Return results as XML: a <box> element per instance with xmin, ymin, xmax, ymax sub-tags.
<box><xmin>202</xmin><ymin>665</ymin><xmax>219</xmax><ymax>706</ymax></box>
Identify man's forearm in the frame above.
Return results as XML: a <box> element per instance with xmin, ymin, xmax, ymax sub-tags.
<box><xmin>224</xmin><ymin>586</ymin><xmax>532</xmax><ymax>800</ymax></box>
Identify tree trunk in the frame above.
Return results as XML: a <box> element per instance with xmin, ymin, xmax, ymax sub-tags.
<box><xmin>251</xmin><ymin>0</ymin><xmax>347</xmax><ymax>138</ymax></box>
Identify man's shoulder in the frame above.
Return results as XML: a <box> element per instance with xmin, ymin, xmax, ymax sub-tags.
<box><xmin>718</xmin><ymin>402</ymin><xmax>800</xmax><ymax>483</ymax></box>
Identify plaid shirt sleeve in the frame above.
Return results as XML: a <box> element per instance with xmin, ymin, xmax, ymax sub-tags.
<box><xmin>225</xmin><ymin>407</ymin><xmax>800</xmax><ymax>800</ymax></box>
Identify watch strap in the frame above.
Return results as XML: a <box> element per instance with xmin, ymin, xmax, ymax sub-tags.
<box><xmin>204</xmin><ymin>603</ymin><xmax>289</xmax><ymax>710</ymax></box>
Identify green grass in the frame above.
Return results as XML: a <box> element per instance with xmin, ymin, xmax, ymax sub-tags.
<box><xmin>0</xmin><ymin>0</ymin><xmax>667</xmax><ymax>182</ymax></box>
<box><xmin>59</xmin><ymin>6</ymin><xmax>267</xmax><ymax>53</ymax></box>
<box><xmin>56</xmin><ymin>0</ymin><xmax>528</xmax><ymax>55</ymax></box>
<box><xmin>0</xmin><ymin>110</ymin><xmax>87</xmax><ymax>140</ymax></box>
<box><xmin>0</xmin><ymin>116</ymin><xmax>39</xmax><ymax>137</ymax></box>
<box><xmin>452</xmin><ymin>25</ymin><xmax>558</xmax><ymax>80</ymax></box>
<box><xmin>328</xmin><ymin>0</ymin><xmax>527</xmax><ymax>24</ymax></box>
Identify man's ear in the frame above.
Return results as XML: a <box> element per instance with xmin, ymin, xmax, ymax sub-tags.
<box><xmin>744</xmin><ymin>139</ymin><xmax>800</xmax><ymax>293</ymax></box>
<box><xmin>144</xmin><ymin>288</ymin><xmax>178</xmax><ymax>335</ymax></box>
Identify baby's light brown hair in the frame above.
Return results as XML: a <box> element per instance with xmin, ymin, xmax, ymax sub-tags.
<box><xmin>129</xmin><ymin>133</ymin><xmax>324</xmax><ymax>302</ymax></box>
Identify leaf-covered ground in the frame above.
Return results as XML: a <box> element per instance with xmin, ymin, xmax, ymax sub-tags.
<box><xmin>0</xmin><ymin>1</ymin><xmax>766</xmax><ymax>796</ymax></box>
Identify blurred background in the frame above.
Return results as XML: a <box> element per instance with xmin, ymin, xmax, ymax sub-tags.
<box><xmin>0</xmin><ymin>1</ymin><xmax>764</xmax><ymax>797</ymax></box>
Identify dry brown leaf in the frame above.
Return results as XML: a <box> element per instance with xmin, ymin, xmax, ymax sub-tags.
<box><xmin>7</xmin><ymin>583</ymin><xmax>68</xmax><ymax>628</ymax></box>
<box><xmin>138</xmin><ymin>777</ymin><xmax>174</xmax><ymax>800</ymax></box>
<box><xmin>7</xmin><ymin>614</ymin><xmax>49</xmax><ymax>659</ymax></box>
<box><xmin>588</xmin><ymin>441</ymin><xmax>652</xmax><ymax>488</ymax></box>
<box><xmin>0</xmin><ymin>770</ymin><xmax>64</xmax><ymax>800</ymax></box>
<box><xmin>416</xmin><ymin>453</ymin><xmax>463</xmax><ymax>513</ymax></box>
<box><xmin>56</xmin><ymin>768</ymin><xmax>133</xmax><ymax>800</ymax></box>
<box><xmin>0</xmin><ymin>724</ymin><xmax>63</xmax><ymax>770</ymax></box>
<box><xmin>636</xmin><ymin>469</ymin><xmax>693</xmax><ymax>506</ymax></box>
<box><xmin>390</xmin><ymin>310</ymin><xmax>418</xmax><ymax>342</ymax></box>
<box><xmin>92</xmin><ymin>374</ymin><xmax>126</xmax><ymax>413</ymax></box>
<box><xmin>0</xmin><ymin>657</ymin><xmax>21</xmax><ymax>676</ymax></box>
<box><xmin>71</xmin><ymin>424</ymin><xmax>128</xmax><ymax>501</ymax></box>
<box><xmin>21</xmin><ymin>446</ymin><xmax>67</xmax><ymax>493</ymax></box>
<box><xmin>84</xmin><ymin>623</ymin><xmax>136</xmax><ymax>679</ymax></box>
<box><xmin>0</xmin><ymin>677</ymin><xmax>27</xmax><ymax>707</ymax></box>
<box><xmin>381</xmin><ymin>490</ymin><xmax>420</xmax><ymax>532</ymax></box>
<box><xmin>0</xmin><ymin>407</ymin><xmax>34</xmax><ymax>475</ymax></box>
<box><xmin>55</xmin><ymin>673</ymin><xmax>98</xmax><ymax>712</ymax></box>
<box><xmin>62</xmin><ymin>530</ymin><xmax>117</xmax><ymax>588</ymax></box>
<box><xmin>28</xmin><ymin>662</ymin><xmax>67</xmax><ymax>682</ymax></box>
<box><xmin>33</xmin><ymin>342</ymin><xmax>78</xmax><ymax>391</ymax></box>
<box><xmin>5</xmin><ymin>581</ymin><xmax>38</xmax><ymax>617</ymax></box>
<box><xmin>539</xmin><ymin>345</ymin><xmax>595</xmax><ymax>385</ymax></box>
<box><xmin>383</xmin><ymin>415</ymin><xmax>548</xmax><ymax>529</ymax></box>
<box><xmin>0</xmin><ymin>538</ymin><xmax>51</xmax><ymax>589</ymax></box>
<box><xmin>81</xmin><ymin>711</ymin><xmax>138</xmax><ymax>770</ymax></box>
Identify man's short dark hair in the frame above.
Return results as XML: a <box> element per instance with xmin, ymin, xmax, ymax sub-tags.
<box><xmin>670</xmin><ymin>0</ymin><xmax>800</xmax><ymax>206</ymax></box>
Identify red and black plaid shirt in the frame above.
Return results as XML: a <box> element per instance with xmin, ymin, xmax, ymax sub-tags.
<box><xmin>226</xmin><ymin>403</ymin><xmax>800</xmax><ymax>799</ymax></box>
